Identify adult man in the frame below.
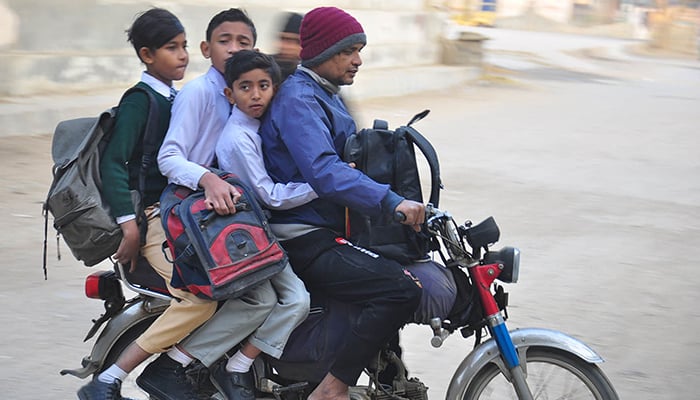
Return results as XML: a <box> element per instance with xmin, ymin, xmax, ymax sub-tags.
<box><xmin>272</xmin><ymin>11</ymin><xmax>303</xmax><ymax>80</ymax></box>
<box><xmin>258</xmin><ymin>7</ymin><xmax>424</xmax><ymax>400</ymax></box>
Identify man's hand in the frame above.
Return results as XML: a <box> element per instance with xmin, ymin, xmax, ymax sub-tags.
<box><xmin>115</xmin><ymin>219</ymin><xmax>140</xmax><ymax>271</ymax></box>
<box><xmin>394</xmin><ymin>199</ymin><xmax>425</xmax><ymax>232</ymax></box>
<box><xmin>199</xmin><ymin>172</ymin><xmax>241</xmax><ymax>215</ymax></box>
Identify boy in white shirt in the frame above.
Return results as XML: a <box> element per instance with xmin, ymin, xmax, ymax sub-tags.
<box><xmin>215</xmin><ymin>50</ymin><xmax>317</xmax><ymax>210</ymax></box>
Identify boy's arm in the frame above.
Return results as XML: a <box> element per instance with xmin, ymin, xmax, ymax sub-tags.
<box><xmin>157</xmin><ymin>86</ymin><xmax>210</xmax><ymax>190</ymax></box>
<box><xmin>216</xmin><ymin>127</ymin><xmax>318</xmax><ymax>210</ymax></box>
<box><xmin>157</xmin><ymin>81</ymin><xmax>241</xmax><ymax>214</ymax></box>
<box><xmin>100</xmin><ymin>91</ymin><xmax>148</xmax><ymax>267</ymax></box>
<box><xmin>101</xmin><ymin>92</ymin><xmax>149</xmax><ymax>218</ymax></box>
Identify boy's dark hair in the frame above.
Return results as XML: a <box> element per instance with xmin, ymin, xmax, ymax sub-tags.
<box><xmin>206</xmin><ymin>8</ymin><xmax>257</xmax><ymax>44</ymax></box>
<box><xmin>224</xmin><ymin>50</ymin><xmax>281</xmax><ymax>88</ymax></box>
<box><xmin>127</xmin><ymin>8</ymin><xmax>184</xmax><ymax>60</ymax></box>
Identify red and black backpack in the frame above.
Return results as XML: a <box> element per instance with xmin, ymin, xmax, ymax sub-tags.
<box><xmin>159</xmin><ymin>170</ymin><xmax>287</xmax><ymax>300</ymax></box>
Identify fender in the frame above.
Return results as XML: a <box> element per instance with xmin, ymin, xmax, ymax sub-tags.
<box><xmin>60</xmin><ymin>296</ymin><xmax>168</xmax><ymax>378</ymax></box>
<box><xmin>445</xmin><ymin>327</ymin><xmax>604</xmax><ymax>399</ymax></box>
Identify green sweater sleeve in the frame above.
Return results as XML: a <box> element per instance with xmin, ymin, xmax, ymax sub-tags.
<box><xmin>100</xmin><ymin>88</ymin><xmax>150</xmax><ymax>218</ymax></box>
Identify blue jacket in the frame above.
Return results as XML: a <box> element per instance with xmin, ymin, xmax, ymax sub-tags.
<box><xmin>259</xmin><ymin>69</ymin><xmax>402</xmax><ymax>233</ymax></box>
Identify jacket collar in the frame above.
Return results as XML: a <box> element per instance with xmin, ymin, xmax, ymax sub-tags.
<box><xmin>297</xmin><ymin>65</ymin><xmax>340</xmax><ymax>94</ymax></box>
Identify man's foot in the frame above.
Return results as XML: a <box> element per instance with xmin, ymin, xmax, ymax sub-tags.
<box><xmin>136</xmin><ymin>354</ymin><xmax>198</xmax><ymax>400</ymax></box>
<box><xmin>209</xmin><ymin>361</ymin><xmax>255</xmax><ymax>400</ymax></box>
<box><xmin>308</xmin><ymin>373</ymin><xmax>349</xmax><ymax>400</ymax></box>
<box><xmin>77</xmin><ymin>378</ymin><xmax>130</xmax><ymax>400</ymax></box>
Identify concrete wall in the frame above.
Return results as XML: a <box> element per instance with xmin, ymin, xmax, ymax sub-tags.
<box><xmin>0</xmin><ymin>0</ymin><xmax>445</xmax><ymax>97</ymax></box>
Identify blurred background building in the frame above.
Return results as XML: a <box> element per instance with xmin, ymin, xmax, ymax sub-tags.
<box><xmin>0</xmin><ymin>0</ymin><xmax>697</xmax><ymax>98</ymax></box>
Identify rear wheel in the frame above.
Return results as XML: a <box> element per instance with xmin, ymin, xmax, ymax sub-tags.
<box><xmin>464</xmin><ymin>347</ymin><xmax>618</xmax><ymax>400</ymax></box>
<box><xmin>98</xmin><ymin>317</ymin><xmax>158</xmax><ymax>399</ymax></box>
<box><xmin>98</xmin><ymin>317</ymin><xmax>158</xmax><ymax>373</ymax></box>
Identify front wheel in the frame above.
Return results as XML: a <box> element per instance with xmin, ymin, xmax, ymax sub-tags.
<box><xmin>464</xmin><ymin>347</ymin><xmax>618</xmax><ymax>400</ymax></box>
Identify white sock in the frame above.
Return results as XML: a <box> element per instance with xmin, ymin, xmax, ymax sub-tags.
<box><xmin>167</xmin><ymin>346</ymin><xmax>194</xmax><ymax>367</ymax></box>
<box><xmin>225</xmin><ymin>350</ymin><xmax>255</xmax><ymax>373</ymax></box>
<box><xmin>97</xmin><ymin>365</ymin><xmax>127</xmax><ymax>384</ymax></box>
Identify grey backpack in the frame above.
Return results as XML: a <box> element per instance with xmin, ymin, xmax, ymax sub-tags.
<box><xmin>42</xmin><ymin>87</ymin><xmax>158</xmax><ymax>276</ymax></box>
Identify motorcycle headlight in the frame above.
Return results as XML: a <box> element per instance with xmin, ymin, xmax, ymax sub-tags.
<box><xmin>484</xmin><ymin>246</ymin><xmax>520</xmax><ymax>283</ymax></box>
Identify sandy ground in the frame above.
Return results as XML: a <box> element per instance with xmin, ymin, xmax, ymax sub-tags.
<box><xmin>1</xmin><ymin>30</ymin><xmax>699</xmax><ymax>399</ymax></box>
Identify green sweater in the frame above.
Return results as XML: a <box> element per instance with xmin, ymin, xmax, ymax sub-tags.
<box><xmin>100</xmin><ymin>82</ymin><xmax>172</xmax><ymax>218</ymax></box>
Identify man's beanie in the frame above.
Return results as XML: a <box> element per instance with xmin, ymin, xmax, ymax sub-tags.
<box><xmin>300</xmin><ymin>7</ymin><xmax>366</xmax><ymax>67</ymax></box>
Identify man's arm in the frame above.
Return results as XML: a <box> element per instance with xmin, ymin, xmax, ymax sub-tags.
<box><xmin>275</xmin><ymin>93</ymin><xmax>389</xmax><ymax>216</ymax></box>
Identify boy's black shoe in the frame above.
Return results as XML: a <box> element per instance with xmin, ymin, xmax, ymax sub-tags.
<box><xmin>77</xmin><ymin>378</ymin><xmax>131</xmax><ymax>400</ymax></box>
<box><xmin>136</xmin><ymin>354</ymin><xmax>198</xmax><ymax>400</ymax></box>
<box><xmin>209</xmin><ymin>361</ymin><xmax>255</xmax><ymax>400</ymax></box>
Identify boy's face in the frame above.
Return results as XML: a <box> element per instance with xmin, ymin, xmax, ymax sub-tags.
<box><xmin>314</xmin><ymin>43</ymin><xmax>364</xmax><ymax>86</ymax></box>
<box><xmin>201</xmin><ymin>21</ymin><xmax>255</xmax><ymax>74</ymax></box>
<box><xmin>224</xmin><ymin>68</ymin><xmax>274</xmax><ymax>119</ymax></box>
<box><xmin>141</xmin><ymin>32</ymin><xmax>189</xmax><ymax>85</ymax></box>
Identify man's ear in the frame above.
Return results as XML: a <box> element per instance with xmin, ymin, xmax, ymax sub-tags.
<box><xmin>139</xmin><ymin>47</ymin><xmax>154</xmax><ymax>64</ymax></box>
<box><xmin>200</xmin><ymin>40</ymin><xmax>210</xmax><ymax>59</ymax></box>
<box><xmin>223</xmin><ymin>87</ymin><xmax>235</xmax><ymax>105</ymax></box>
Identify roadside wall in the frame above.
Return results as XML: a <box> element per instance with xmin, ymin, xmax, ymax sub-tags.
<box><xmin>0</xmin><ymin>0</ymin><xmax>444</xmax><ymax>97</ymax></box>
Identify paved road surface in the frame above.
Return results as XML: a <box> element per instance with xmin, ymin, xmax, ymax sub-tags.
<box><xmin>1</xmin><ymin>29</ymin><xmax>699</xmax><ymax>399</ymax></box>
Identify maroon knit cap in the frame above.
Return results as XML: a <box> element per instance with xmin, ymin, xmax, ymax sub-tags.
<box><xmin>300</xmin><ymin>7</ymin><xmax>366</xmax><ymax>67</ymax></box>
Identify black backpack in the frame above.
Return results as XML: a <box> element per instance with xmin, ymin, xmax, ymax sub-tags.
<box><xmin>343</xmin><ymin>109</ymin><xmax>441</xmax><ymax>264</ymax></box>
<box><xmin>42</xmin><ymin>87</ymin><xmax>160</xmax><ymax>276</ymax></box>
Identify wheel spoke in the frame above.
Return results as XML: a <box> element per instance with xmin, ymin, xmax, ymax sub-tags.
<box><xmin>463</xmin><ymin>347</ymin><xmax>617</xmax><ymax>400</ymax></box>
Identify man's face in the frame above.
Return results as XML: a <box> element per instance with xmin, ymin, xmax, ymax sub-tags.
<box><xmin>314</xmin><ymin>43</ymin><xmax>364</xmax><ymax>86</ymax></box>
<box><xmin>276</xmin><ymin>32</ymin><xmax>301</xmax><ymax>62</ymax></box>
<box><xmin>201</xmin><ymin>21</ymin><xmax>255</xmax><ymax>75</ymax></box>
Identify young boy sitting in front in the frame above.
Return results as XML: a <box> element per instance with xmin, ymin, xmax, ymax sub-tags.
<box><xmin>215</xmin><ymin>50</ymin><xmax>317</xmax><ymax>210</ymax></box>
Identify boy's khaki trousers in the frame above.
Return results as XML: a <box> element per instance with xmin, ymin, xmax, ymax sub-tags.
<box><xmin>135</xmin><ymin>206</ymin><xmax>217</xmax><ymax>354</ymax></box>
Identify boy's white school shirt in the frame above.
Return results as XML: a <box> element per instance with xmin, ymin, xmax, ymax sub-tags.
<box><xmin>215</xmin><ymin>105</ymin><xmax>318</xmax><ymax>210</ymax></box>
<box><xmin>158</xmin><ymin>66</ymin><xmax>232</xmax><ymax>190</ymax></box>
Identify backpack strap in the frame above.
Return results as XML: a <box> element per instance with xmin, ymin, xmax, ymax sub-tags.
<box><xmin>119</xmin><ymin>86</ymin><xmax>161</xmax><ymax>245</ymax></box>
<box><xmin>400</xmin><ymin>125</ymin><xmax>442</xmax><ymax>208</ymax></box>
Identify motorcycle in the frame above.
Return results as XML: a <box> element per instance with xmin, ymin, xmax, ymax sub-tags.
<box><xmin>62</xmin><ymin>204</ymin><xmax>619</xmax><ymax>400</ymax></box>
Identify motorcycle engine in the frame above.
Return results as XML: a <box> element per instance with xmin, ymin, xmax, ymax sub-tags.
<box><xmin>371</xmin><ymin>377</ymin><xmax>428</xmax><ymax>400</ymax></box>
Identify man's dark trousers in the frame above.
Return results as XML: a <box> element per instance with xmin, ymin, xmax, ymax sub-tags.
<box><xmin>282</xmin><ymin>228</ymin><xmax>422</xmax><ymax>385</ymax></box>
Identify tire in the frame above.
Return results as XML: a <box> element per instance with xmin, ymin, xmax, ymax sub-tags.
<box><xmin>97</xmin><ymin>317</ymin><xmax>158</xmax><ymax>374</ymax></box>
<box><xmin>97</xmin><ymin>317</ymin><xmax>159</xmax><ymax>399</ymax></box>
<box><xmin>463</xmin><ymin>346</ymin><xmax>618</xmax><ymax>400</ymax></box>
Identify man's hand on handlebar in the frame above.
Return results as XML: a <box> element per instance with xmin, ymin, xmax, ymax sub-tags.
<box><xmin>198</xmin><ymin>172</ymin><xmax>242</xmax><ymax>215</ymax></box>
<box><xmin>394</xmin><ymin>199</ymin><xmax>426</xmax><ymax>232</ymax></box>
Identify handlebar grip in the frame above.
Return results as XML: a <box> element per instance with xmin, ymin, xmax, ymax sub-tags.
<box><xmin>431</xmin><ymin>330</ymin><xmax>450</xmax><ymax>348</ymax></box>
<box><xmin>394</xmin><ymin>211</ymin><xmax>406</xmax><ymax>222</ymax></box>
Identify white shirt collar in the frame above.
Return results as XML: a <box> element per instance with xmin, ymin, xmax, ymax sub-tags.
<box><xmin>140</xmin><ymin>71</ymin><xmax>174</xmax><ymax>99</ymax></box>
<box><xmin>231</xmin><ymin>105</ymin><xmax>260</xmax><ymax>131</ymax></box>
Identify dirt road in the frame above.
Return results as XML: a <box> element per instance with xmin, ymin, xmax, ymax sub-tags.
<box><xmin>1</xmin><ymin>30</ymin><xmax>699</xmax><ymax>399</ymax></box>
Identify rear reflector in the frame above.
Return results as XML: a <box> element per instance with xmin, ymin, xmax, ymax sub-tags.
<box><xmin>85</xmin><ymin>271</ymin><xmax>115</xmax><ymax>299</ymax></box>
